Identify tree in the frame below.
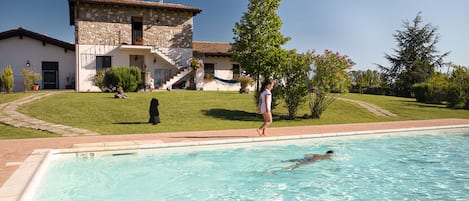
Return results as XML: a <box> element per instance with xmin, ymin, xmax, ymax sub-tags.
<box><xmin>447</xmin><ymin>64</ymin><xmax>469</xmax><ymax>108</ymax></box>
<box><xmin>378</xmin><ymin>13</ymin><xmax>449</xmax><ymax>97</ymax></box>
<box><xmin>231</xmin><ymin>0</ymin><xmax>290</xmax><ymax>93</ymax></box>
<box><xmin>351</xmin><ymin>70</ymin><xmax>382</xmax><ymax>94</ymax></box>
<box><xmin>2</xmin><ymin>65</ymin><xmax>15</xmax><ymax>93</ymax></box>
<box><xmin>280</xmin><ymin>50</ymin><xmax>313</xmax><ymax>119</ymax></box>
<box><xmin>310</xmin><ymin>50</ymin><xmax>355</xmax><ymax>118</ymax></box>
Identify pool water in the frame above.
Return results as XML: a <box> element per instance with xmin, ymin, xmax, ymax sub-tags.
<box><xmin>30</xmin><ymin>129</ymin><xmax>469</xmax><ymax>201</ymax></box>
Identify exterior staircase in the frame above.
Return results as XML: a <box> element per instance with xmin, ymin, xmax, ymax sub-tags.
<box><xmin>151</xmin><ymin>46</ymin><xmax>192</xmax><ymax>89</ymax></box>
<box><xmin>159</xmin><ymin>67</ymin><xmax>193</xmax><ymax>90</ymax></box>
<box><xmin>151</xmin><ymin>47</ymin><xmax>184</xmax><ymax>69</ymax></box>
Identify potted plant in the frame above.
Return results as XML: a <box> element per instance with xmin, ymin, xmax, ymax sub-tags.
<box><xmin>236</xmin><ymin>75</ymin><xmax>254</xmax><ymax>93</ymax></box>
<box><xmin>22</xmin><ymin>67</ymin><xmax>41</xmax><ymax>92</ymax></box>
<box><xmin>66</xmin><ymin>74</ymin><xmax>76</xmax><ymax>89</ymax></box>
<box><xmin>135</xmin><ymin>37</ymin><xmax>144</xmax><ymax>45</ymax></box>
<box><xmin>204</xmin><ymin>74</ymin><xmax>215</xmax><ymax>82</ymax></box>
<box><xmin>191</xmin><ymin>58</ymin><xmax>203</xmax><ymax>71</ymax></box>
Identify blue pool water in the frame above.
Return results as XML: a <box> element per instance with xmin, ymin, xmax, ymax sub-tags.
<box><xmin>30</xmin><ymin>128</ymin><xmax>469</xmax><ymax>201</ymax></box>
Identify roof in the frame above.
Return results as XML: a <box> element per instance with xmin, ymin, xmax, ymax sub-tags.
<box><xmin>193</xmin><ymin>41</ymin><xmax>232</xmax><ymax>57</ymax></box>
<box><xmin>69</xmin><ymin>0</ymin><xmax>202</xmax><ymax>25</ymax></box>
<box><xmin>0</xmin><ymin>27</ymin><xmax>75</xmax><ymax>51</ymax></box>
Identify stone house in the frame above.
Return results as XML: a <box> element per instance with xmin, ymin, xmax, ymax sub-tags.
<box><xmin>68</xmin><ymin>0</ymin><xmax>202</xmax><ymax>91</ymax></box>
<box><xmin>0</xmin><ymin>28</ymin><xmax>75</xmax><ymax>92</ymax></box>
<box><xmin>68</xmin><ymin>0</ymin><xmax>250</xmax><ymax>92</ymax></box>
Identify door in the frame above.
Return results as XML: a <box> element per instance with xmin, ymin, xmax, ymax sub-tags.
<box><xmin>42</xmin><ymin>62</ymin><xmax>59</xmax><ymax>89</ymax></box>
<box><xmin>154</xmin><ymin>69</ymin><xmax>172</xmax><ymax>87</ymax></box>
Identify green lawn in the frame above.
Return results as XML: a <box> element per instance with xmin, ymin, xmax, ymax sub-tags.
<box><xmin>0</xmin><ymin>123</ymin><xmax>60</xmax><ymax>139</ymax></box>
<box><xmin>19</xmin><ymin>91</ymin><xmax>390</xmax><ymax>135</ymax></box>
<box><xmin>0</xmin><ymin>92</ymin><xmax>34</xmax><ymax>104</ymax></box>
<box><xmin>0</xmin><ymin>92</ymin><xmax>60</xmax><ymax>138</ymax></box>
<box><xmin>340</xmin><ymin>93</ymin><xmax>469</xmax><ymax>119</ymax></box>
<box><xmin>2</xmin><ymin>91</ymin><xmax>467</xmax><ymax>138</ymax></box>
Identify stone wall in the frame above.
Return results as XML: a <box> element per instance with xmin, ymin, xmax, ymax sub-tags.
<box><xmin>74</xmin><ymin>3</ymin><xmax>193</xmax><ymax>48</ymax></box>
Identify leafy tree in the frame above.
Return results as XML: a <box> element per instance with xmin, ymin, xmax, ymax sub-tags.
<box><xmin>2</xmin><ymin>65</ymin><xmax>15</xmax><ymax>93</ymax></box>
<box><xmin>378</xmin><ymin>13</ymin><xmax>449</xmax><ymax>97</ymax></box>
<box><xmin>310</xmin><ymin>50</ymin><xmax>355</xmax><ymax>118</ymax></box>
<box><xmin>280</xmin><ymin>50</ymin><xmax>313</xmax><ymax>119</ymax></box>
<box><xmin>231</xmin><ymin>0</ymin><xmax>290</xmax><ymax>93</ymax></box>
<box><xmin>351</xmin><ymin>70</ymin><xmax>383</xmax><ymax>94</ymax></box>
<box><xmin>447</xmin><ymin>64</ymin><xmax>469</xmax><ymax>108</ymax></box>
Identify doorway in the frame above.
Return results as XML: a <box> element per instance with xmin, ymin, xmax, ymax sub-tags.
<box><xmin>42</xmin><ymin>61</ymin><xmax>59</xmax><ymax>89</ymax></box>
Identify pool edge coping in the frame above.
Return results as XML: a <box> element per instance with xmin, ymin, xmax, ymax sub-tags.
<box><xmin>1</xmin><ymin>124</ymin><xmax>469</xmax><ymax>201</ymax></box>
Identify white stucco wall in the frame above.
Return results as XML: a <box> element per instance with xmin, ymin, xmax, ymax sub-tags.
<box><xmin>196</xmin><ymin>56</ymin><xmax>255</xmax><ymax>91</ymax></box>
<box><xmin>76</xmin><ymin>44</ymin><xmax>191</xmax><ymax>91</ymax></box>
<box><xmin>0</xmin><ymin>37</ymin><xmax>75</xmax><ymax>92</ymax></box>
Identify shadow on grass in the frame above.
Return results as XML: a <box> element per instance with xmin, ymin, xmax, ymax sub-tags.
<box><xmin>201</xmin><ymin>108</ymin><xmax>261</xmax><ymax>122</ymax></box>
<box><xmin>400</xmin><ymin>100</ymin><xmax>450</xmax><ymax>109</ymax></box>
<box><xmin>113</xmin><ymin>122</ymin><xmax>149</xmax><ymax>125</ymax></box>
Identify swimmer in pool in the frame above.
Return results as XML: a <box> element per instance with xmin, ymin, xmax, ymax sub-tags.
<box><xmin>282</xmin><ymin>150</ymin><xmax>334</xmax><ymax>171</ymax></box>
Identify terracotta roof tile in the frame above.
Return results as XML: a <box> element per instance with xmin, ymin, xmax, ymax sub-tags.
<box><xmin>193</xmin><ymin>41</ymin><xmax>232</xmax><ymax>57</ymax></box>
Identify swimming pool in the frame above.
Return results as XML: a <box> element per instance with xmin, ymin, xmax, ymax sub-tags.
<box><xmin>25</xmin><ymin>128</ymin><xmax>469</xmax><ymax>200</ymax></box>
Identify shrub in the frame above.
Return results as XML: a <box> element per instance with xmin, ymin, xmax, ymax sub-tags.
<box><xmin>21</xmin><ymin>68</ymin><xmax>41</xmax><ymax>92</ymax></box>
<box><xmin>445</xmin><ymin>65</ymin><xmax>469</xmax><ymax>109</ymax></box>
<box><xmin>281</xmin><ymin>51</ymin><xmax>312</xmax><ymax>119</ymax></box>
<box><xmin>0</xmin><ymin>71</ymin><xmax>3</xmax><ymax>92</ymax></box>
<box><xmin>412</xmin><ymin>83</ymin><xmax>446</xmax><ymax>104</ymax></box>
<box><xmin>309</xmin><ymin>50</ymin><xmax>355</xmax><ymax>118</ymax></box>
<box><xmin>2</xmin><ymin>65</ymin><xmax>14</xmax><ymax>93</ymax></box>
<box><xmin>446</xmin><ymin>85</ymin><xmax>465</xmax><ymax>108</ymax></box>
<box><xmin>103</xmin><ymin>66</ymin><xmax>142</xmax><ymax>92</ymax></box>
<box><xmin>93</xmin><ymin>68</ymin><xmax>111</xmax><ymax>92</ymax></box>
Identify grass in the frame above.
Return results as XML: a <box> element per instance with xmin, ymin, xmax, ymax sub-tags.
<box><xmin>340</xmin><ymin>93</ymin><xmax>469</xmax><ymax>119</ymax></box>
<box><xmin>2</xmin><ymin>91</ymin><xmax>467</xmax><ymax>138</ymax></box>
<box><xmin>0</xmin><ymin>92</ymin><xmax>33</xmax><ymax>104</ymax></box>
<box><xmin>0</xmin><ymin>123</ymin><xmax>60</xmax><ymax>139</ymax></box>
<box><xmin>19</xmin><ymin>91</ymin><xmax>390</xmax><ymax>135</ymax></box>
<box><xmin>0</xmin><ymin>92</ymin><xmax>60</xmax><ymax>139</ymax></box>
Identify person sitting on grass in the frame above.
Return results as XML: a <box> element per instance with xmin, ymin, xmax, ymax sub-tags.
<box><xmin>282</xmin><ymin>150</ymin><xmax>334</xmax><ymax>171</ymax></box>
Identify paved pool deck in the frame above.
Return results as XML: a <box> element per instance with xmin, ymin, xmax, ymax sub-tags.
<box><xmin>1</xmin><ymin>118</ymin><xmax>469</xmax><ymax>188</ymax></box>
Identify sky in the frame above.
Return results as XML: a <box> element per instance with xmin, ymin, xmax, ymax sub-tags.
<box><xmin>1</xmin><ymin>0</ymin><xmax>468</xmax><ymax>71</ymax></box>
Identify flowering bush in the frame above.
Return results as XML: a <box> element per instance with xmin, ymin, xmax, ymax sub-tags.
<box><xmin>312</xmin><ymin>49</ymin><xmax>355</xmax><ymax>93</ymax></box>
<box><xmin>309</xmin><ymin>49</ymin><xmax>355</xmax><ymax>118</ymax></box>
<box><xmin>191</xmin><ymin>58</ymin><xmax>203</xmax><ymax>70</ymax></box>
<box><xmin>236</xmin><ymin>75</ymin><xmax>254</xmax><ymax>85</ymax></box>
<box><xmin>136</xmin><ymin>37</ymin><xmax>144</xmax><ymax>42</ymax></box>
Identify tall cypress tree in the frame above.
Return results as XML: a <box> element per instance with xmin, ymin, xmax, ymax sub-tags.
<box><xmin>378</xmin><ymin>13</ymin><xmax>449</xmax><ymax>97</ymax></box>
<box><xmin>231</xmin><ymin>0</ymin><xmax>290</xmax><ymax>93</ymax></box>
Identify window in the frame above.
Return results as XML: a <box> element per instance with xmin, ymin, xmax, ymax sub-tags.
<box><xmin>204</xmin><ymin>63</ymin><xmax>215</xmax><ymax>79</ymax></box>
<box><xmin>132</xmin><ymin>17</ymin><xmax>143</xmax><ymax>45</ymax></box>
<box><xmin>232</xmin><ymin>64</ymin><xmax>240</xmax><ymax>79</ymax></box>
<box><xmin>96</xmin><ymin>56</ymin><xmax>111</xmax><ymax>71</ymax></box>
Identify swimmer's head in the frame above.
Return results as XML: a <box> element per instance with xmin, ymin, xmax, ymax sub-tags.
<box><xmin>326</xmin><ymin>150</ymin><xmax>334</xmax><ymax>154</ymax></box>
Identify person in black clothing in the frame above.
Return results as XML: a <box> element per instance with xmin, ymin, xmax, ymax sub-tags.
<box><xmin>149</xmin><ymin>98</ymin><xmax>160</xmax><ymax>125</ymax></box>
